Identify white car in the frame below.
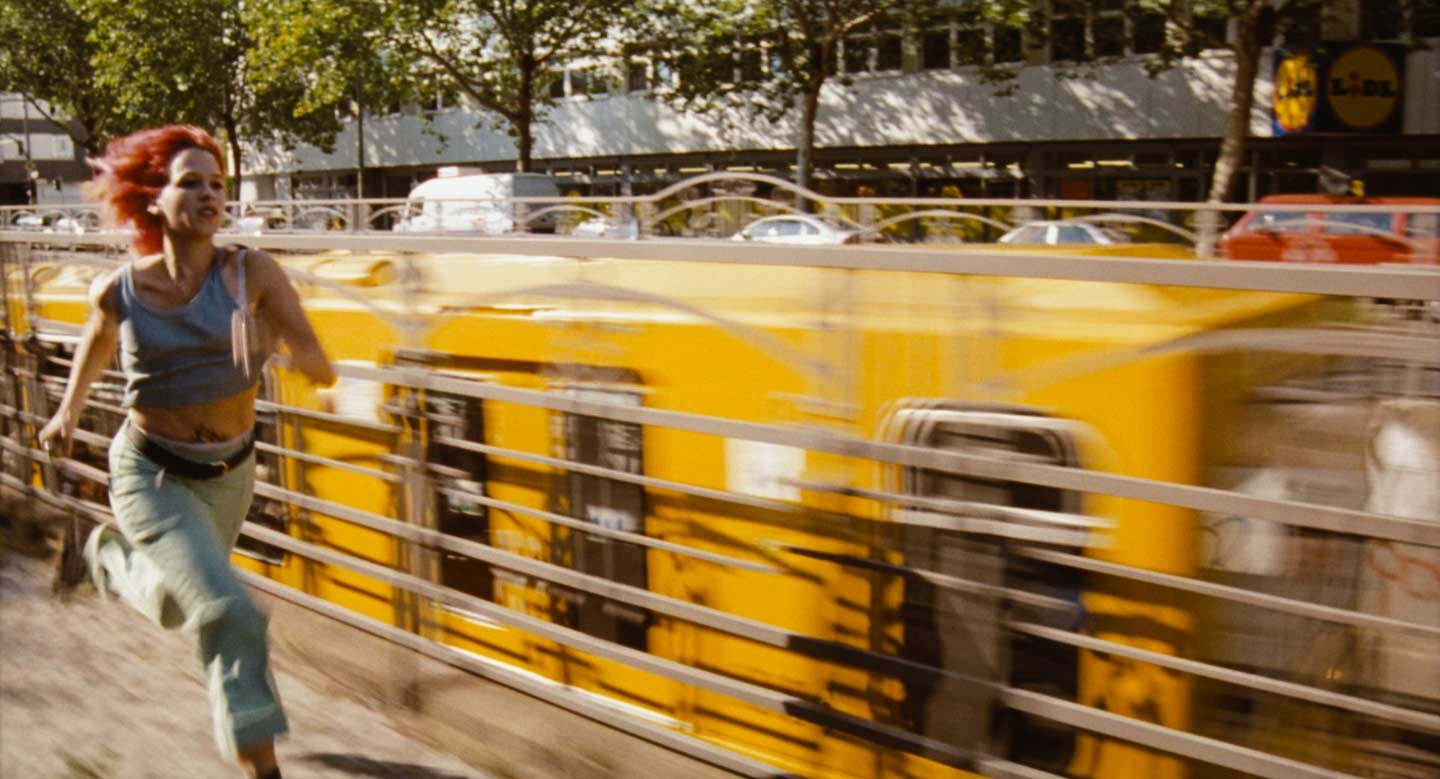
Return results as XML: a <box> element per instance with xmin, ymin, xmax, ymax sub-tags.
<box><xmin>998</xmin><ymin>220</ymin><xmax>1131</xmax><ymax>246</ymax></box>
<box><xmin>571</xmin><ymin>216</ymin><xmax>640</xmax><ymax>240</ymax></box>
<box><xmin>732</xmin><ymin>215</ymin><xmax>863</xmax><ymax>245</ymax></box>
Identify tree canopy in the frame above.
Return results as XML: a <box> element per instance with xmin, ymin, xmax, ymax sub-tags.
<box><xmin>0</xmin><ymin>0</ymin><xmax>125</xmax><ymax>155</ymax></box>
<box><xmin>382</xmin><ymin>0</ymin><xmax>636</xmax><ymax>172</ymax></box>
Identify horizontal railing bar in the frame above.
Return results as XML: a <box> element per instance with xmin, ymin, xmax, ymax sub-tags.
<box><xmin>30</xmin><ymin>318</ymin><xmax>83</xmax><ymax>336</ymax></box>
<box><xmin>893</xmin><ymin>508</ymin><xmax>1095</xmax><ymax>547</ymax></box>
<box><xmin>6</xmin><ymin>191</ymin><xmax>1440</xmax><ymax>217</ymax></box>
<box><xmin>252</xmin><ymin>440</ymin><xmax>399</xmax><ymax>483</ymax></box>
<box><xmin>7</xmin><ymin>230</ymin><xmax>1438</xmax><ymax>300</ymax></box>
<box><xmin>344</xmin><ymin>363</ymin><xmax>1440</xmax><ymax>548</ymax></box>
<box><xmin>783</xmin><ymin>477</ymin><xmax>1111</xmax><ymax>530</ymax></box>
<box><xmin>1018</xmin><ymin>547</ymin><xmax>1440</xmax><ymax>639</ymax></box>
<box><xmin>1008</xmin><ymin>621</ymin><xmax>1440</xmax><ymax>734</ymax></box>
<box><xmin>236</xmin><ymin>522</ymin><xmax>977</xmax><ymax>767</ymax></box>
<box><xmin>255</xmin><ymin>399</ymin><xmax>401</xmax><ymax>435</ymax></box>
<box><xmin>431</xmin><ymin>434</ymin><xmax>809</xmax><ymax>517</ymax></box>
<box><xmin>976</xmin><ymin>759</ymin><xmax>1071</xmax><ymax>779</ymax></box>
<box><xmin>264</xmin><ymin>479</ymin><xmax>975</xmax><ymax>687</ymax></box>
<box><xmin>235</xmin><ymin>571</ymin><xmax>799</xmax><ymax>779</ymax></box>
<box><xmin>767</xmin><ymin>542</ymin><xmax>1077</xmax><ymax>614</ymax></box>
<box><xmin>253</xmin><ymin>480</ymin><xmax>774</xmax><ymax>575</ymax></box>
<box><xmin>434</xmin><ymin>485</ymin><xmax>779</xmax><ymax>575</ymax></box>
<box><xmin>1000</xmin><ymin>687</ymin><xmax>1360</xmax><ymax>779</ymax></box>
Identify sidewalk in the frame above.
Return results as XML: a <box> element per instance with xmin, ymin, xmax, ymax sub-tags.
<box><xmin>0</xmin><ymin>517</ymin><xmax>491</xmax><ymax>779</ymax></box>
<box><xmin>0</xmin><ymin>502</ymin><xmax>759</xmax><ymax>779</ymax></box>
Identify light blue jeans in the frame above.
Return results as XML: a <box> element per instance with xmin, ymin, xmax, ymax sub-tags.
<box><xmin>91</xmin><ymin>425</ymin><xmax>288</xmax><ymax>759</ymax></box>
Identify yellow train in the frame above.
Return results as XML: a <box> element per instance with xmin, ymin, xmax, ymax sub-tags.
<box><xmin>3</xmin><ymin>233</ymin><xmax>1437</xmax><ymax>779</ymax></box>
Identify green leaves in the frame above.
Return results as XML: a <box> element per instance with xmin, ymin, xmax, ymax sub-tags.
<box><xmin>0</xmin><ymin>0</ymin><xmax>122</xmax><ymax>154</ymax></box>
<box><xmin>383</xmin><ymin>0</ymin><xmax>635</xmax><ymax>169</ymax></box>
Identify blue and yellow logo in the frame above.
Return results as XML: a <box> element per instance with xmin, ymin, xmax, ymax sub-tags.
<box><xmin>1273</xmin><ymin>43</ymin><xmax>1405</xmax><ymax>135</ymax></box>
<box><xmin>1274</xmin><ymin>53</ymin><xmax>1319</xmax><ymax>133</ymax></box>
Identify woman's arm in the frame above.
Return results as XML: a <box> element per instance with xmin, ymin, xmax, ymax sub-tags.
<box><xmin>249</xmin><ymin>249</ymin><xmax>336</xmax><ymax>387</ymax></box>
<box><xmin>38</xmin><ymin>272</ymin><xmax>122</xmax><ymax>455</ymax></box>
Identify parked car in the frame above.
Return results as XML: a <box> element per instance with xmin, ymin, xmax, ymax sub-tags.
<box><xmin>1218</xmin><ymin>195</ymin><xmax>1440</xmax><ymax>264</ymax></box>
<box><xmin>10</xmin><ymin>214</ymin><xmax>46</xmax><ymax>231</ymax></box>
<box><xmin>570</xmin><ymin>216</ymin><xmax>641</xmax><ymax>240</ymax></box>
<box><xmin>998</xmin><ymin>220</ymin><xmax>1131</xmax><ymax>246</ymax></box>
<box><xmin>393</xmin><ymin>171</ymin><xmax>561</xmax><ymax>234</ymax></box>
<box><xmin>732</xmin><ymin>214</ymin><xmax>863</xmax><ymax>245</ymax></box>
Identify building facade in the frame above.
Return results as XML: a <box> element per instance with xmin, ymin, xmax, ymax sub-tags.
<box><xmin>244</xmin><ymin>6</ymin><xmax>1440</xmax><ymax>205</ymax></box>
<box><xmin>0</xmin><ymin>95</ymin><xmax>90</xmax><ymax>208</ymax></box>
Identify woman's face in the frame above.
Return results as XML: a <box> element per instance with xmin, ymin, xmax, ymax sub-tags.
<box><xmin>154</xmin><ymin>148</ymin><xmax>225</xmax><ymax>239</ymax></box>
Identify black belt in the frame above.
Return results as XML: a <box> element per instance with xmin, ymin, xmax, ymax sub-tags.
<box><xmin>126</xmin><ymin>423</ymin><xmax>255</xmax><ymax>480</ymax></box>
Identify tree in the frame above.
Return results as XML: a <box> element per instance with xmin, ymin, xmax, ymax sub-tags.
<box><xmin>83</xmin><ymin>0</ymin><xmax>380</xmax><ymax>196</ymax></box>
<box><xmin>643</xmin><ymin>0</ymin><xmax>932</xmax><ymax>194</ymax></box>
<box><xmin>0</xmin><ymin>0</ymin><xmax>129</xmax><ymax>155</ymax></box>
<box><xmin>382</xmin><ymin>0</ymin><xmax>635</xmax><ymax>172</ymax></box>
<box><xmin>1135</xmin><ymin>0</ymin><xmax>1325</xmax><ymax>254</ymax></box>
<box><xmin>247</xmin><ymin>0</ymin><xmax>412</xmax><ymax>197</ymax></box>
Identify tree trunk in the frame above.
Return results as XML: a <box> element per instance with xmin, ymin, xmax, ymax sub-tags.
<box><xmin>795</xmin><ymin>65</ymin><xmax>824</xmax><ymax>212</ymax></box>
<box><xmin>222</xmin><ymin>85</ymin><xmax>243</xmax><ymax>201</ymax></box>
<box><xmin>355</xmin><ymin>84</ymin><xmax>366</xmax><ymax>200</ymax></box>
<box><xmin>515</xmin><ymin>55</ymin><xmax>535</xmax><ymax>173</ymax></box>
<box><xmin>1198</xmin><ymin>2</ymin><xmax>1266</xmax><ymax>258</ymax></box>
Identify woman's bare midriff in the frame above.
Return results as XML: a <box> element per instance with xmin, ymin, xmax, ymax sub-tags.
<box><xmin>129</xmin><ymin>385</ymin><xmax>259</xmax><ymax>442</ymax></box>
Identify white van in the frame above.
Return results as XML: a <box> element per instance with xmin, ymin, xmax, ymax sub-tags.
<box><xmin>393</xmin><ymin>170</ymin><xmax>561</xmax><ymax>234</ymax></box>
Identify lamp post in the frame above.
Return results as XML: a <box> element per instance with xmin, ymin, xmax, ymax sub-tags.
<box><xmin>21</xmin><ymin>98</ymin><xmax>35</xmax><ymax>205</ymax></box>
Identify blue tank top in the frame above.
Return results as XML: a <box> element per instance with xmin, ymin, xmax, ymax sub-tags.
<box><xmin>117</xmin><ymin>252</ymin><xmax>260</xmax><ymax>408</ymax></box>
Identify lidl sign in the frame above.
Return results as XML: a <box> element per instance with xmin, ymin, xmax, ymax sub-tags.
<box><xmin>1273</xmin><ymin>42</ymin><xmax>1404</xmax><ymax>135</ymax></box>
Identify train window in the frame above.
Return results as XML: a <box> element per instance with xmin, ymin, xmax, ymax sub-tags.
<box><xmin>552</xmin><ymin>387</ymin><xmax>648</xmax><ymax>650</ymax></box>
<box><xmin>891</xmin><ymin>404</ymin><xmax>1083</xmax><ymax>773</ymax></box>
<box><xmin>423</xmin><ymin>385</ymin><xmax>492</xmax><ymax>601</ymax></box>
<box><xmin>235</xmin><ymin>370</ymin><xmax>288</xmax><ymax>564</ymax></box>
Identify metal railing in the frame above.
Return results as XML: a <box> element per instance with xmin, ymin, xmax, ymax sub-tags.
<box><xmin>2</xmin><ymin>210</ymin><xmax>1438</xmax><ymax>779</ymax></box>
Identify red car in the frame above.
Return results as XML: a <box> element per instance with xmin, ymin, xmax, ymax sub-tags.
<box><xmin>1218</xmin><ymin>195</ymin><xmax>1440</xmax><ymax>264</ymax></box>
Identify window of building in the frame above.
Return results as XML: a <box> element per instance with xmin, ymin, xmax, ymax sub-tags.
<box><xmin>920</xmin><ymin>4</ymin><xmax>1024</xmax><ymax>69</ymax></box>
<box><xmin>1052</xmin><ymin>0</ymin><xmax>1160</xmax><ymax>61</ymax></box>
<box><xmin>841</xmin><ymin>13</ymin><xmax>904</xmax><ymax>75</ymax></box>
<box><xmin>625</xmin><ymin>58</ymin><xmax>650</xmax><ymax>93</ymax></box>
<box><xmin>553</xmin><ymin>387</ymin><xmax>648</xmax><ymax>650</ymax></box>
<box><xmin>417</xmin><ymin>73</ymin><xmax>460</xmax><ymax>115</ymax></box>
<box><xmin>1051</xmin><ymin>0</ymin><xmax>1088</xmax><ymax>62</ymax></box>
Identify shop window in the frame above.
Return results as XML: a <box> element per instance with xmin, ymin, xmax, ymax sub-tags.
<box><xmin>553</xmin><ymin>388</ymin><xmax>648</xmax><ymax>650</ymax></box>
<box><xmin>891</xmin><ymin>404</ymin><xmax>1084</xmax><ymax>771</ymax></box>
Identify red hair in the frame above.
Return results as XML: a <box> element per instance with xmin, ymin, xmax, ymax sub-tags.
<box><xmin>86</xmin><ymin>125</ymin><xmax>225</xmax><ymax>255</ymax></box>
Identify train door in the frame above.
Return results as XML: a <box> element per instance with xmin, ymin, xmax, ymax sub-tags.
<box><xmin>422</xmin><ymin>380</ymin><xmax>492</xmax><ymax>602</ymax></box>
<box><xmin>890</xmin><ymin>403</ymin><xmax>1085</xmax><ymax>773</ymax></box>
<box><xmin>551</xmin><ymin>386</ymin><xmax>648</xmax><ymax>650</ymax></box>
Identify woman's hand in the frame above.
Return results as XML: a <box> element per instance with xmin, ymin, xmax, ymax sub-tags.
<box><xmin>37</xmin><ymin>407</ymin><xmax>77</xmax><ymax>459</ymax></box>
